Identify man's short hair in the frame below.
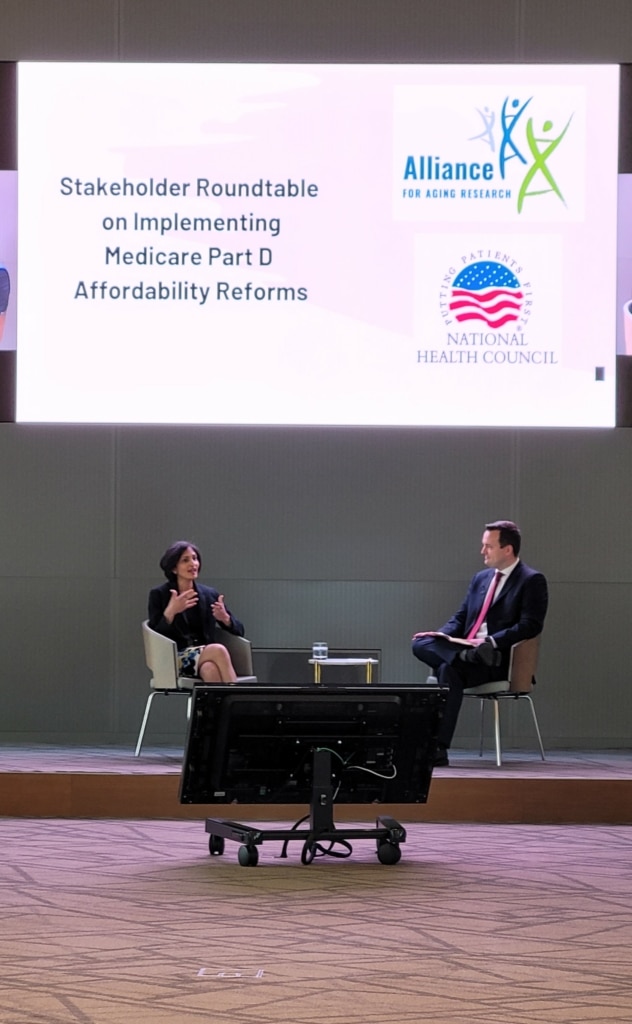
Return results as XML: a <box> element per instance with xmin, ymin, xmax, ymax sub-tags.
<box><xmin>485</xmin><ymin>520</ymin><xmax>521</xmax><ymax>556</ymax></box>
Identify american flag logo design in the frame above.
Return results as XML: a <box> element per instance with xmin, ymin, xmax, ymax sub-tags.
<box><xmin>449</xmin><ymin>261</ymin><xmax>523</xmax><ymax>329</ymax></box>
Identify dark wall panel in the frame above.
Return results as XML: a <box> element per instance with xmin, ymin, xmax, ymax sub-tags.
<box><xmin>119</xmin><ymin>0</ymin><xmax>520</xmax><ymax>63</ymax></box>
<box><xmin>115</xmin><ymin>426</ymin><xmax>515</xmax><ymax>585</ymax></box>
<box><xmin>519</xmin><ymin>430</ymin><xmax>632</xmax><ymax>583</ymax></box>
<box><xmin>0</xmin><ymin>0</ymin><xmax>119</xmax><ymax>61</ymax></box>
<box><xmin>522</xmin><ymin>0</ymin><xmax>632</xmax><ymax>62</ymax></box>
<box><xmin>0</xmin><ymin>427</ymin><xmax>115</xmax><ymax>577</ymax></box>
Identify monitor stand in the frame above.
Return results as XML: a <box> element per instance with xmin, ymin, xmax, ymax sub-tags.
<box><xmin>203</xmin><ymin>748</ymin><xmax>407</xmax><ymax>867</ymax></box>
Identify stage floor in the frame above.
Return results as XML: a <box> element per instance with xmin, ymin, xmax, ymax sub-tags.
<box><xmin>1</xmin><ymin>745</ymin><xmax>630</xmax><ymax>823</ymax></box>
<box><xmin>1</xmin><ymin>743</ymin><xmax>631</xmax><ymax>777</ymax></box>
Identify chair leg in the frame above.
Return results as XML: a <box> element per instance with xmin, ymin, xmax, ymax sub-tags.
<box><xmin>134</xmin><ymin>691</ymin><xmax>158</xmax><ymax>758</ymax></box>
<box><xmin>478</xmin><ymin>698</ymin><xmax>485</xmax><ymax>757</ymax></box>
<box><xmin>523</xmin><ymin>695</ymin><xmax>546</xmax><ymax>761</ymax></box>
<box><xmin>492</xmin><ymin>697</ymin><xmax>503</xmax><ymax>767</ymax></box>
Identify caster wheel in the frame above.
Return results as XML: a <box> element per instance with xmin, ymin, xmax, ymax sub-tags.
<box><xmin>238</xmin><ymin>844</ymin><xmax>259</xmax><ymax>867</ymax></box>
<box><xmin>208</xmin><ymin>835</ymin><xmax>225</xmax><ymax>856</ymax></box>
<box><xmin>377</xmin><ymin>841</ymin><xmax>401</xmax><ymax>865</ymax></box>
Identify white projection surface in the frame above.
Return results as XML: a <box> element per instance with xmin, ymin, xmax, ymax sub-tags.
<box><xmin>16</xmin><ymin>62</ymin><xmax>619</xmax><ymax>425</ymax></box>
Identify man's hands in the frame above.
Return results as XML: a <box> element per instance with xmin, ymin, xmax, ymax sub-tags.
<box><xmin>411</xmin><ymin>630</ymin><xmax>486</xmax><ymax>646</ymax></box>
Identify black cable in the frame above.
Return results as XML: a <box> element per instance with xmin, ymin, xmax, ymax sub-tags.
<box><xmin>278</xmin><ymin>812</ymin><xmax>310</xmax><ymax>859</ymax></box>
<box><xmin>301</xmin><ymin>832</ymin><xmax>353</xmax><ymax>864</ymax></box>
<box><xmin>276</xmin><ymin>746</ymin><xmax>392</xmax><ymax>862</ymax></box>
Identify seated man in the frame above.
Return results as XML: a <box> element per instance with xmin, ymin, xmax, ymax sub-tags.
<box><xmin>411</xmin><ymin>520</ymin><xmax>548</xmax><ymax>767</ymax></box>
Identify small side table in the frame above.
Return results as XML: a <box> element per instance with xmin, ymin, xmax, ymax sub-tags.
<box><xmin>308</xmin><ymin>657</ymin><xmax>379</xmax><ymax>685</ymax></box>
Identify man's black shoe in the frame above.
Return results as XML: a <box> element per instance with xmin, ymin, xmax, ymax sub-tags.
<box><xmin>432</xmin><ymin>745</ymin><xmax>450</xmax><ymax>767</ymax></box>
<box><xmin>463</xmin><ymin>641</ymin><xmax>502</xmax><ymax>668</ymax></box>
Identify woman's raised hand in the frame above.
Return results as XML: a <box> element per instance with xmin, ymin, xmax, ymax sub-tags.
<box><xmin>165</xmin><ymin>587</ymin><xmax>198</xmax><ymax>620</ymax></box>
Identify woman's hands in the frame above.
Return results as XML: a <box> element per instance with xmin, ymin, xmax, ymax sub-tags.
<box><xmin>164</xmin><ymin>588</ymin><xmax>198</xmax><ymax>622</ymax></box>
<box><xmin>211</xmin><ymin>594</ymin><xmax>231</xmax><ymax>626</ymax></box>
<box><xmin>163</xmin><ymin>588</ymin><xmax>231</xmax><ymax>626</ymax></box>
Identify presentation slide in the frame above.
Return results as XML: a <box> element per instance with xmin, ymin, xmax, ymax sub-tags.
<box><xmin>619</xmin><ymin>175</ymin><xmax>632</xmax><ymax>356</ymax></box>
<box><xmin>0</xmin><ymin>170</ymin><xmax>16</xmax><ymax>351</ymax></box>
<box><xmin>15</xmin><ymin>62</ymin><xmax>620</xmax><ymax>426</ymax></box>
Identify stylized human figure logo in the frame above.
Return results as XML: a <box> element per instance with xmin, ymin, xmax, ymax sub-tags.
<box><xmin>469</xmin><ymin>94</ymin><xmax>573</xmax><ymax>213</ymax></box>
<box><xmin>468</xmin><ymin>95</ymin><xmax>533</xmax><ymax>176</ymax></box>
<box><xmin>499</xmin><ymin>96</ymin><xmax>531</xmax><ymax>177</ymax></box>
<box><xmin>517</xmin><ymin>115</ymin><xmax>573</xmax><ymax>212</ymax></box>
<box><xmin>469</xmin><ymin>106</ymin><xmax>496</xmax><ymax>151</ymax></box>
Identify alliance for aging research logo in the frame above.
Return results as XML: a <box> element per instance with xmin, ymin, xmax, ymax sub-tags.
<box><xmin>403</xmin><ymin>91</ymin><xmax>574</xmax><ymax>214</ymax></box>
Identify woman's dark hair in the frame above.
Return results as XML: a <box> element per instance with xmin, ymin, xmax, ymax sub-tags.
<box><xmin>159</xmin><ymin>540</ymin><xmax>202</xmax><ymax>582</ymax></box>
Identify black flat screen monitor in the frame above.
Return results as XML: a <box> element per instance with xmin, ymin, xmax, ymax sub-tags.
<box><xmin>179</xmin><ymin>684</ymin><xmax>445</xmax><ymax>806</ymax></box>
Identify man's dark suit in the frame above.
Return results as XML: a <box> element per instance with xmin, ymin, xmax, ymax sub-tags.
<box><xmin>148</xmin><ymin>581</ymin><xmax>245</xmax><ymax>651</ymax></box>
<box><xmin>412</xmin><ymin>561</ymin><xmax>548</xmax><ymax>748</ymax></box>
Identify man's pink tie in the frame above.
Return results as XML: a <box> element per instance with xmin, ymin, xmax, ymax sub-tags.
<box><xmin>466</xmin><ymin>570</ymin><xmax>502</xmax><ymax>640</ymax></box>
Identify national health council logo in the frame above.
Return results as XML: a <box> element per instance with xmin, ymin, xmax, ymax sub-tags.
<box><xmin>416</xmin><ymin>251</ymin><xmax>557</xmax><ymax>367</ymax></box>
<box><xmin>445</xmin><ymin>260</ymin><xmax>525</xmax><ymax>329</ymax></box>
<box><xmin>439</xmin><ymin>254</ymin><xmax>532</xmax><ymax>334</ymax></box>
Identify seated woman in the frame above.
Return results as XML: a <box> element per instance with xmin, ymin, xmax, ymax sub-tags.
<box><xmin>148</xmin><ymin>540</ymin><xmax>245</xmax><ymax>684</ymax></box>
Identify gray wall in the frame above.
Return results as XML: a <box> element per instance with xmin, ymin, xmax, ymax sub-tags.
<box><xmin>1</xmin><ymin>0</ymin><xmax>632</xmax><ymax>748</ymax></box>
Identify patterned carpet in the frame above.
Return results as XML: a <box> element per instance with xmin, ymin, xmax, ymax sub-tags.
<box><xmin>2</xmin><ymin>817</ymin><xmax>631</xmax><ymax>1023</ymax></box>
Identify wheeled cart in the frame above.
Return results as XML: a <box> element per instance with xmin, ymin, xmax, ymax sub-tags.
<box><xmin>204</xmin><ymin>748</ymin><xmax>407</xmax><ymax>867</ymax></box>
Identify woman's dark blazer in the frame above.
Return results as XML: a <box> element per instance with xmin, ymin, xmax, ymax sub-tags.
<box><xmin>147</xmin><ymin>581</ymin><xmax>245</xmax><ymax>650</ymax></box>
